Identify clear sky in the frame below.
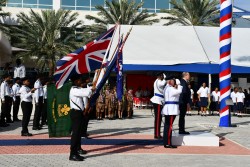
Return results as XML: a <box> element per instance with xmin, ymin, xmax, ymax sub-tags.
<box><xmin>234</xmin><ymin>0</ymin><xmax>250</xmax><ymax>11</ymax></box>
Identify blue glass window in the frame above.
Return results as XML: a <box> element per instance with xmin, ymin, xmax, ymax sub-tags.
<box><xmin>7</xmin><ymin>0</ymin><xmax>22</xmax><ymax>3</ymax></box>
<box><xmin>23</xmin><ymin>4</ymin><xmax>38</xmax><ymax>8</ymax></box>
<box><xmin>61</xmin><ymin>0</ymin><xmax>75</xmax><ymax>6</ymax></box>
<box><xmin>156</xmin><ymin>0</ymin><xmax>169</xmax><ymax>10</ymax></box>
<box><xmin>76</xmin><ymin>7</ymin><xmax>90</xmax><ymax>10</ymax></box>
<box><xmin>39</xmin><ymin>5</ymin><xmax>53</xmax><ymax>9</ymax></box>
<box><xmin>39</xmin><ymin>0</ymin><xmax>52</xmax><ymax>5</ymax></box>
<box><xmin>23</xmin><ymin>0</ymin><xmax>37</xmax><ymax>4</ymax></box>
<box><xmin>91</xmin><ymin>0</ymin><xmax>104</xmax><ymax>7</ymax></box>
<box><xmin>61</xmin><ymin>6</ymin><xmax>76</xmax><ymax>10</ymax></box>
<box><xmin>6</xmin><ymin>3</ymin><xmax>22</xmax><ymax>7</ymax></box>
<box><xmin>76</xmin><ymin>0</ymin><xmax>90</xmax><ymax>6</ymax></box>
<box><xmin>143</xmin><ymin>0</ymin><xmax>155</xmax><ymax>9</ymax></box>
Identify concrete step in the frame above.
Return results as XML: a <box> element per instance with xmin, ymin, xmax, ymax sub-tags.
<box><xmin>172</xmin><ymin>131</ymin><xmax>219</xmax><ymax>147</ymax></box>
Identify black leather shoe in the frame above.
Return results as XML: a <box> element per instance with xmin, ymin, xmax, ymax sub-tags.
<box><xmin>21</xmin><ymin>132</ymin><xmax>33</xmax><ymax>136</ymax></box>
<box><xmin>32</xmin><ymin>127</ymin><xmax>42</xmax><ymax>130</ymax></box>
<box><xmin>154</xmin><ymin>136</ymin><xmax>163</xmax><ymax>139</ymax></box>
<box><xmin>78</xmin><ymin>149</ymin><xmax>87</xmax><ymax>155</ymax></box>
<box><xmin>164</xmin><ymin>145</ymin><xmax>177</xmax><ymax>149</ymax></box>
<box><xmin>69</xmin><ymin>154</ymin><xmax>84</xmax><ymax>161</ymax></box>
<box><xmin>179</xmin><ymin>131</ymin><xmax>190</xmax><ymax>135</ymax></box>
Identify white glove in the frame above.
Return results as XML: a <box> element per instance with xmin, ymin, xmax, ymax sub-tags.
<box><xmin>176</xmin><ymin>79</ymin><xmax>181</xmax><ymax>85</ymax></box>
<box><xmin>163</xmin><ymin>73</ymin><xmax>166</xmax><ymax>79</ymax></box>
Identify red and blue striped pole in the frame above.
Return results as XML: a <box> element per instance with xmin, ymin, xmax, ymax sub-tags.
<box><xmin>219</xmin><ymin>0</ymin><xmax>232</xmax><ymax>127</ymax></box>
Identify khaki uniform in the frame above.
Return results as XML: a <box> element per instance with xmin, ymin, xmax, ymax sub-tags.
<box><xmin>104</xmin><ymin>90</ymin><xmax>110</xmax><ymax>110</ymax></box>
<box><xmin>108</xmin><ymin>93</ymin><xmax>116</xmax><ymax>112</ymax></box>
<box><xmin>96</xmin><ymin>94</ymin><xmax>105</xmax><ymax>113</ymax></box>
<box><xmin>127</xmin><ymin>92</ymin><xmax>133</xmax><ymax>112</ymax></box>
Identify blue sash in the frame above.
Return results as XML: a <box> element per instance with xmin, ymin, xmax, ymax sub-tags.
<box><xmin>165</xmin><ymin>101</ymin><xmax>179</xmax><ymax>105</ymax></box>
<box><xmin>154</xmin><ymin>93</ymin><xmax>164</xmax><ymax>98</ymax></box>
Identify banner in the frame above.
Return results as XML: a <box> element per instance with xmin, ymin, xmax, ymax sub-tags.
<box><xmin>47</xmin><ymin>82</ymin><xmax>72</xmax><ymax>137</ymax></box>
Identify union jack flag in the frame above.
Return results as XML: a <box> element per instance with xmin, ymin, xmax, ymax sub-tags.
<box><xmin>54</xmin><ymin>26</ymin><xmax>117</xmax><ymax>89</ymax></box>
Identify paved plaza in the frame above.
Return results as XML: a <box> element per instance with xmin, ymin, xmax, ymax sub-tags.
<box><xmin>0</xmin><ymin>109</ymin><xmax>250</xmax><ymax>167</ymax></box>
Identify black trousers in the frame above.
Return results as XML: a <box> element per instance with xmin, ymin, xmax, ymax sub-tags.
<box><xmin>21</xmin><ymin>101</ymin><xmax>33</xmax><ymax>133</ymax></box>
<box><xmin>153</xmin><ymin>103</ymin><xmax>162</xmax><ymax>137</ymax></box>
<box><xmin>179</xmin><ymin>103</ymin><xmax>187</xmax><ymax>132</ymax></box>
<box><xmin>81</xmin><ymin>113</ymin><xmax>89</xmax><ymax>137</ymax></box>
<box><xmin>70</xmin><ymin>109</ymin><xmax>84</xmax><ymax>155</ymax></box>
<box><xmin>6</xmin><ymin>97</ymin><xmax>13</xmax><ymax>121</ymax></box>
<box><xmin>13</xmin><ymin>96</ymin><xmax>21</xmax><ymax>120</ymax></box>
<box><xmin>41</xmin><ymin>99</ymin><xmax>47</xmax><ymax>124</ymax></box>
<box><xmin>1</xmin><ymin>96</ymin><xmax>11</xmax><ymax>123</ymax></box>
<box><xmin>33</xmin><ymin>97</ymin><xmax>43</xmax><ymax>128</ymax></box>
<box><xmin>163</xmin><ymin>115</ymin><xmax>176</xmax><ymax>146</ymax></box>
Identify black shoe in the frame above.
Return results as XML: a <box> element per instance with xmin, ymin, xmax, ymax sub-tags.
<box><xmin>154</xmin><ymin>136</ymin><xmax>163</xmax><ymax>139</ymax></box>
<box><xmin>69</xmin><ymin>154</ymin><xmax>84</xmax><ymax>161</ymax></box>
<box><xmin>21</xmin><ymin>132</ymin><xmax>33</xmax><ymax>136</ymax></box>
<box><xmin>32</xmin><ymin>127</ymin><xmax>42</xmax><ymax>130</ymax></box>
<box><xmin>164</xmin><ymin>145</ymin><xmax>177</xmax><ymax>149</ymax></box>
<box><xmin>78</xmin><ymin>149</ymin><xmax>87</xmax><ymax>155</ymax></box>
<box><xmin>179</xmin><ymin>131</ymin><xmax>190</xmax><ymax>135</ymax></box>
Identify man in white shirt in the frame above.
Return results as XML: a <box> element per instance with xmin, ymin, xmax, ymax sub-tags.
<box><xmin>19</xmin><ymin>77</ymin><xmax>36</xmax><ymax>136</ymax></box>
<box><xmin>13</xmin><ymin>59</ymin><xmax>26</xmax><ymax>79</ymax></box>
<box><xmin>41</xmin><ymin>80</ymin><xmax>49</xmax><ymax>125</ymax></box>
<box><xmin>69</xmin><ymin>74</ymin><xmax>93</xmax><ymax>161</ymax></box>
<box><xmin>162</xmin><ymin>79</ymin><xmax>182</xmax><ymax>148</ymax></box>
<box><xmin>33</xmin><ymin>74</ymin><xmax>44</xmax><ymax>130</ymax></box>
<box><xmin>237</xmin><ymin>87</ymin><xmax>245</xmax><ymax>117</ymax></box>
<box><xmin>197</xmin><ymin>82</ymin><xmax>210</xmax><ymax>116</ymax></box>
<box><xmin>230</xmin><ymin>87</ymin><xmax>238</xmax><ymax>115</ymax></box>
<box><xmin>0</xmin><ymin>74</ymin><xmax>12</xmax><ymax>127</ymax></box>
<box><xmin>150</xmin><ymin>72</ymin><xmax>167</xmax><ymax>139</ymax></box>
<box><xmin>12</xmin><ymin>77</ymin><xmax>22</xmax><ymax>122</ymax></box>
<box><xmin>211</xmin><ymin>87</ymin><xmax>220</xmax><ymax>115</ymax></box>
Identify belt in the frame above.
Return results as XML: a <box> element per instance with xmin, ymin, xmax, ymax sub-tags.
<box><xmin>165</xmin><ymin>101</ymin><xmax>179</xmax><ymax>104</ymax></box>
<box><xmin>154</xmin><ymin>93</ymin><xmax>164</xmax><ymax>98</ymax></box>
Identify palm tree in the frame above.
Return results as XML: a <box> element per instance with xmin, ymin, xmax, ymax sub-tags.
<box><xmin>85</xmin><ymin>0</ymin><xmax>159</xmax><ymax>36</ymax></box>
<box><xmin>0</xmin><ymin>0</ymin><xmax>10</xmax><ymax>31</ymax></box>
<box><xmin>9</xmin><ymin>9</ymin><xmax>83</xmax><ymax>76</ymax></box>
<box><xmin>161</xmin><ymin>0</ymin><xmax>219</xmax><ymax>26</ymax></box>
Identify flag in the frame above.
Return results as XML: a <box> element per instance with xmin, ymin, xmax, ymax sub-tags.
<box><xmin>54</xmin><ymin>26</ymin><xmax>116</xmax><ymax>89</ymax></box>
<box><xmin>115</xmin><ymin>47</ymin><xmax>123</xmax><ymax>101</ymax></box>
<box><xmin>219</xmin><ymin>0</ymin><xmax>232</xmax><ymax>127</ymax></box>
<box><xmin>90</xmin><ymin>38</ymin><xmax>123</xmax><ymax>107</ymax></box>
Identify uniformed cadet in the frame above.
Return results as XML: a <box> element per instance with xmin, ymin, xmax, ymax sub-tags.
<box><xmin>6</xmin><ymin>80</ymin><xmax>14</xmax><ymax>123</ymax></box>
<box><xmin>150</xmin><ymin>72</ymin><xmax>167</xmax><ymax>139</ymax></box>
<box><xmin>96</xmin><ymin>91</ymin><xmax>105</xmax><ymax>120</ymax></box>
<box><xmin>113</xmin><ymin>86</ymin><xmax>118</xmax><ymax>119</ymax></box>
<box><xmin>126</xmin><ymin>89</ymin><xmax>133</xmax><ymax>119</ymax></box>
<box><xmin>162</xmin><ymin>79</ymin><xmax>182</xmax><ymax>148</ymax></box>
<box><xmin>0</xmin><ymin>74</ymin><xmax>12</xmax><ymax>127</ymax></box>
<box><xmin>12</xmin><ymin>77</ymin><xmax>21</xmax><ymax>122</ymax></box>
<box><xmin>118</xmin><ymin>95</ymin><xmax>124</xmax><ymax>119</ymax></box>
<box><xmin>19</xmin><ymin>77</ymin><xmax>36</xmax><ymax>136</ymax></box>
<box><xmin>108</xmin><ymin>89</ymin><xmax>116</xmax><ymax>120</ymax></box>
<box><xmin>33</xmin><ymin>74</ymin><xmax>44</xmax><ymax>130</ymax></box>
<box><xmin>104</xmin><ymin>85</ymin><xmax>110</xmax><ymax>119</ymax></box>
<box><xmin>14</xmin><ymin>58</ymin><xmax>26</xmax><ymax>79</ymax></box>
<box><xmin>69</xmin><ymin>75</ymin><xmax>93</xmax><ymax>161</ymax></box>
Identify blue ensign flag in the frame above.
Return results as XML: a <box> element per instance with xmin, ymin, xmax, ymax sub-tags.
<box><xmin>115</xmin><ymin>45</ymin><xmax>123</xmax><ymax>101</ymax></box>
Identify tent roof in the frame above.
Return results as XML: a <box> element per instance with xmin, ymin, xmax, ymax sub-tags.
<box><xmin>108</xmin><ymin>25</ymin><xmax>250</xmax><ymax>74</ymax></box>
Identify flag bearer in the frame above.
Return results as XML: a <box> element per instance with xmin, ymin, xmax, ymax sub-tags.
<box><xmin>69</xmin><ymin>74</ymin><xmax>92</xmax><ymax>161</ymax></box>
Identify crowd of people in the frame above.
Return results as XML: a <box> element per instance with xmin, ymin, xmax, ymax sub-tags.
<box><xmin>96</xmin><ymin>85</ymin><xmax>134</xmax><ymax>120</ymax></box>
<box><xmin>0</xmin><ymin>59</ymin><xmax>49</xmax><ymax>137</ymax></box>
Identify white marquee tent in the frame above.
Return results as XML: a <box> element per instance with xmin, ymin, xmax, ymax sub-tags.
<box><xmin>109</xmin><ymin>25</ymin><xmax>250</xmax><ymax>74</ymax></box>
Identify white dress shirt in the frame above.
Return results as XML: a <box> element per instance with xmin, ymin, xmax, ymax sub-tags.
<box><xmin>211</xmin><ymin>91</ymin><xmax>220</xmax><ymax>102</ymax></box>
<box><xmin>14</xmin><ymin>65</ymin><xmax>26</xmax><ymax>78</ymax></box>
<box><xmin>19</xmin><ymin>85</ymin><xmax>33</xmax><ymax>102</ymax></box>
<box><xmin>230</xmin><ymin>91</ymin><xmax>238</xmax><ymax>103</ymax></box>
<box><xmin>34</xmin><ymin>79</ymin><xmax>44</xmax><ymax>103</ymax></box>
<box><xmin>237</xmin><ymin>92</ymin><xmax>245</xmax><ymax>103</ymax></box>
<box><xmin>162</xmin><ymin>85</ymin><xmax>183</xmax><ymax>116</ymax></box>
<box><xmin>150</xmin><ymin>79</ymin><xmax>167</xmax><ymax>105</ymax></box>
<box><xmin>197</xmin><ymin>87</ymin><xmax>209</xmax><ymax>97</ymax></box>
<box><xmin>0</xmin><ymin>81</ymin><xmax>11</xmax><ymax>101</ymax></box>
<box><xmin>69</xmin><ymin>86</ymin><xmax>92</xmax><ymax>111</ymax></box>
<box><xmin>190</xmin><ymin>89</ymin><xmax>194</xmax><ymax>99</ymax></box>
<box><xmin>12</xmin><ymin>83</ymin><xmax>21</xmax><ymax>101</ymax></box>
